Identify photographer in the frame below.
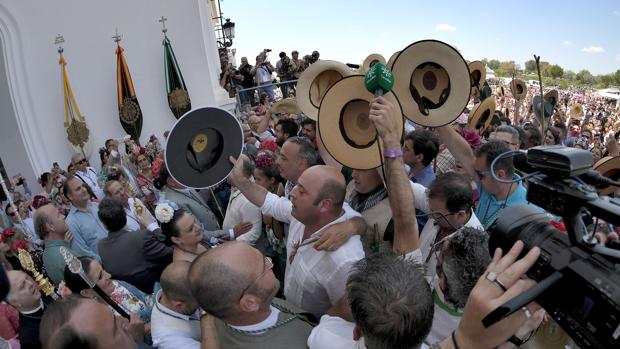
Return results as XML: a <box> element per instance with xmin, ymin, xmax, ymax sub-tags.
<box><xmin>276</xmin><ymin>52</ymin><xmax>295</xmax><ymax>98</ymax></box>
<box><xmin>234</xmin><ymin>56</ymin><xmax>256</xmax><ymax>106</ymax></box>
<box><xmin>251</xmin><ymin>51</ymin><xmax>275</xmax><ymax>103</ymax></box>
<box><xmin>291</xmin><ymin>50</ymin><xmax>305</xmax><ymax>88</ymax></box>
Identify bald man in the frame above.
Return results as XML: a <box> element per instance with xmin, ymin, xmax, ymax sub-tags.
<box><xmin>188</xmin><ymin>241</ymin><xmax>312</xmax><ymax>348</ymax></box>
<box><xmin>151</xmin><ymin>262</ymin><xmax>201</xmax><ymax>349</ymax></box>
<box><xmin>228</xmin><ymin>156</ymin><xmax>365</xmax><ymax>317</ymax></box>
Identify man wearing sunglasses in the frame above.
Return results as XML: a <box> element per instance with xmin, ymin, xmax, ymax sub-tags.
<box><xmin>71</xmin><ymin>153</ymin><xmax>105</xmax><ymax>200</ymax></box>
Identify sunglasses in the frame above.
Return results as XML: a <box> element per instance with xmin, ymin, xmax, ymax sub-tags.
<box><xmin>74</xmin><ymin>159</ymin><xmax>86</xmax><ymax>165</ymax></box>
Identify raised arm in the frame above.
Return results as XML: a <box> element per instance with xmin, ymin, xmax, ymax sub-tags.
<box><xmin>437</xmin><ymin>125</ymin><xmax>477</xmax><ymax>180</ymax></box>
<box><xmin>228</xmin><ymin>155</ymin><xmax>269</xmax><ymax>207</ymax></box>
<box><xmin>368</xmin><ymin>96</ymin><xmax>419</xmax><ymax>254</ymax></box>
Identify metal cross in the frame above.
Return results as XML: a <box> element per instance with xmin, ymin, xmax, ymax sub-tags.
<box><xmin>55</xmin><ymin>34</ymin><xmax>65</xmax><ymax>54</ymax></box>
<box><xmin>112</xmin><ymin>27</ymin><xmax>123</xmax><ymax>44</ymax></box>
<box><xmin>158</xmin><ymin>16</ymin><xmax>168</xmax><ymax>34</ymax></box>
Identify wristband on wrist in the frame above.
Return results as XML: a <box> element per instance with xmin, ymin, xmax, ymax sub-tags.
<box><xmin>383</xmin><ymin>148</ymin><xmax>403</xmax><ymax>158</ymax></box>
<box><xmin>451</xmin><ymin>331</ymin><xmax>461</xmax><ymax>349</ymax></box>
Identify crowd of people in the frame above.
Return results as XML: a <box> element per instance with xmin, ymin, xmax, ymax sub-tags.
<box><xmin>0</xmin><ymin>46</ymin><xmax>619</xmax><ymax>349</ymax></box>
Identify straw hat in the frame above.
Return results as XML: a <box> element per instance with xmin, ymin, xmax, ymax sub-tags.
<box><xmin>165</xmin><ymin>107</ymin><xmax>243</xmax><ymax>189</ymax></box>
<box><xmin>510</xmin><ymin>79</ymin><xmax>527</xmax><ymax>101</ymax></box>
<box><xmin>468</xmin><ymin>97</ymin><xmax>496</xmax><ymax>135</ymax></box>
<box><xmin>391</xmin><ymin>40</ymin><xmax>470</xmax><ymax>127</ymax></box>
<box><xmin>569</xmin><ymin>103</ymin><xmax>583</xmax><ymax>119</ymax></box>
<box><xmin>362</xmin><ymin>53</ymin><xmax>386</xmax><ymax>73</ymax></box>
<box><xmin>593</xmin><ymin>156</ymin><xmax>620</xmax><ymax>196</ymax></box>
<box><xmin>317</xmin><ymin>75</ymin><xmax>404</xmax><ymax>169</ymax></box>
<box><xmin>544</xmin><ymin>89</ymin><xmax>559</xmax><ymax>109</ymax></box>
<box><xmin>468</xmin><ymin>61</ymin><xmax>486</xmax><ymax>89</ymax></box>
<box><xmin>386</xmin><ymin>51</ymin><xmax>401</xmax><ymax>69</ymax></box>
<box><xmin>271</xmin><ymin>98</ymin><xmax>301</xmax><ymax>115</ymax></box>
<box><xmin>496</xmin><ymin>85</ymin><xmax>505</xmax><ymax>97</ymax></box>
<box><xmin>296</xmin><ymin>60</ymin><xmax>354</xmax><ymax>120</ymax></box>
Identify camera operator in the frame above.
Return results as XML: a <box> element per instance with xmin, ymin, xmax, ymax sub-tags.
<box><xmin>276</xmin><ymin>52</ymin><xmax>295</xmax><ymax>98</ymax></box>
<box><xmin>291</xmin><ymin>50</ymin><xmax>305</xmax><ymax>89</ymax></box>
<box><xmin>437</xmin><ymin>125</ymin><xmax>542</xmax><ymax>229</ymax></box>
<box><xmin>306</xmin><ymin>50</ymin><xmax>320</xmax><ymax>66</ymax></box>
<box><xmin>251</xmin><ymin>51</ymin><xmax>276</xmax><ymax>103</ymax></box>
<box><xmin>233</xmin><ymin>57</ymin><xmax>256</xmax><ymax>106</ymax></box>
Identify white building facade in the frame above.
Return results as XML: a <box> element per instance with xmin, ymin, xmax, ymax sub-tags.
<box><xmin>0</xmin><ymin>0</ymin><xmax>234</xmax><ymax>184</ymax></box>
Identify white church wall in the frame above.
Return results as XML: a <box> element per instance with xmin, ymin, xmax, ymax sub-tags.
<box><xmin>0</xmin><ymin>0</ymin><xmax>233</xmax><ymax>177</ymax></box>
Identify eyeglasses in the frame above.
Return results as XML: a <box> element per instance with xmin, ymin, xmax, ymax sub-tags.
<box><xmin>7</xmin><ymin>211</ymin><xmax>15</xmax><ymax>217</ymax></box>
<box><xmin>75</xmin><ymin>159</ymin><xmax>86</xmax><ymax>165</ymax></box>
<box><xmin>475</xmin><ymin>170</ymin><xmax>492</xmax><ymax>180</ymax></box>
<box><xmin>239</xmin><ymin>256</ymin><xmax>273</xmax><ymax>300</ymax></box>
<box><xmin>428</xmin><ymin>210</ymin><xmax>459</xmax><ymax>221</ymax></box>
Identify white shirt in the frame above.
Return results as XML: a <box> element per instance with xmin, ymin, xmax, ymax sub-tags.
<box><xmin>308</xmin><ymin>315</ymin><xmax>364</xmax><ymax>349</ymax></box>
<box><xmin>261</xmin><ymin>192</ymin><xmax>365</xmax><ymax>318</ymax></box>
<box><xmin>150</xmin><ymin>291</ymin><xmax>201</xmax><ymax>349</ymax></box>
<box><xmin>229</xmin><ymin>305</ymin><xmax>280</xmax><ymax>335</ymax></box>
<box><xmin>124</xmin><ymin>198</ymin><xmax>142</xmax><ymax>231</ymax></box>
<box><xmin>75</xmin><ymin>167</ymin><xmax>104</xmax><ymax>199</ymax></box>
<box><xmin>408</xmin><ymin>181</ymin><xmax>484</xmax><ymax>281</ymax></box>
<box><xmin>308</xmin><ymin>315</ymin><xmax>430</xmax><ymax>349</ymax></box>
<box><xmin>223</xmin><ymin>188</ymin><xmax>263</xmax><ymax>244</ymax></box>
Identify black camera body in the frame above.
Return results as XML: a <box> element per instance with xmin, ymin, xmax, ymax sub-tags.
<box><xmin>488</xmin><ymin>146</ymin><xmax>620</xmax><ymax>349</ymax></box>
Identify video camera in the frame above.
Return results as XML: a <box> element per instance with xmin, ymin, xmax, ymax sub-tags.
<box><xmin>485</xmin><ymin>145</ymin><xmax>620</xmax><ymax>348</ymax></box>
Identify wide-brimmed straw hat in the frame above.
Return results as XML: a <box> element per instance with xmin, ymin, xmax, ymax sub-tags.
<box><xmin>317</xmin><ymin>75</ymin><xmax>404</xmax><ymax>170</ymax></box>
<box><xmin>468</xmin><ymin>96</ymin><xmax>496</xmax><ymax>135</ymax></box>
<box><xmin>296</xmin><ymin>60</ymin><xmax>354</xmax><ymax>120</ymax></box>
<box><xmin>390</xmin><ymin>40</ymin><xmax>470</xmax><ymax>127</ymax></box>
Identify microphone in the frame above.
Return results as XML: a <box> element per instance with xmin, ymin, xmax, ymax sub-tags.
<box><xmin>363</xmin><ymin>62</ymin><xmax>394</xmax><ymax>97</ymax></box>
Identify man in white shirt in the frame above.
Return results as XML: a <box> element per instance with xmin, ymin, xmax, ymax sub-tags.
<box><xmin>223</xmin><ymin>160</ymin><xmax>262</xmax><ymax>245</ymax></box>
<box><xmin>151</xmin><ymin>261</ymin><xmax>201</xmax><ymax>349</ymax></box>
<box><xmin>228</xmin><ymin>156</ymin><xmax>366</xmax><ymax>317</ymax></box>
<box><xmin>71</xmin><ymin>153</ymin><xmax>105</xmax><ymax>200</ymax></box>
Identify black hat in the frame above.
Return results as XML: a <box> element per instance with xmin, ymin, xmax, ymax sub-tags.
<box><xmin>533</xmin><ymin>95</ymin><xmax>554</xmax><ymax>121</ymax></box>
<box><xmin>165</xmin><ymin>107</ymin><xmax>243</xmax><ymax>189</ymax></box>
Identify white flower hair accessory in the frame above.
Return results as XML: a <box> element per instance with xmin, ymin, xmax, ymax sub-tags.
<box><xmin>155</xmin><ymin>202</ymin><xmax>175</xmax><ymax>224</ymax></box>
<box><xmin>123</xmin><ymin>135</ymin><xmax>132</xmax><ymax>142</ymax></box>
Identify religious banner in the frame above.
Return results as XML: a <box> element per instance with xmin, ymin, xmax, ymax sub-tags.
<box><xmin>57</xmin><ymin>35</ymin><xmax>92</xmax><ymax>158</ymax></box>
<box><xmin>115</xmin><ymin>36</ymin><xmax>143</xmax><ymax>144</ymax></box>
<box><xmin>163</xmin><ymin>33</ymin><xmax>191</xmax><ymax>119</ymax></box>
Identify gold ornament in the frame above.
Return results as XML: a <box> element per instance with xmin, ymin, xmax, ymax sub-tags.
<box><xmin>66</xmin><ymin>119</ymin><xmax>90</xmax><ymax>147</ymax></box>
<box><xmin>120</xmin><ymin>97</ymin><xmax>140</xmax><ymax>124</ymax></box>
<box><xmin>17</xmin><ymin>249</ymin><xmax>58</xmax><ymax>300</ymax></box>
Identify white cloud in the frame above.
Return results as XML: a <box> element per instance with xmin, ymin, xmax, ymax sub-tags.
<box><xmin>616</xmin><ymin>54</ymin><xmax>620</xmax><ymax>61</ymax></box>
<box><xmin>435</xmin><ymin>24</ymin><xmax>456</xmax><ymax>31</ymax></box>
<box><xmin>613</xmin><ymin>10</ymin><xmax>620</xmax><ymax>16</ymax></box>
<box><xmin>581</xmin><ymin>46</ymin><xmax>605</xmax><ymax>53</ymax></box>
<box><xmin>562</xmin><ymin>40</ymin><xmax>572</xmax><ymax>45</ymax></box>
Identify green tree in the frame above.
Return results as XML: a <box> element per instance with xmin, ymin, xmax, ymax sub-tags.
<box><xmin>548</xmin><ymin>65</ymin><xmax>564</xmax><ymax>79</ymax></box>
<box><xmin>524</xmin><ymin>59</ymin><xmax>536</xmax><ymax>73</ymax></box>
<box><xmin>614</xmin><ymin>69</ymin><xmax>620</xmax><ymax>85</ymax></box>
<box><xmin>599</xmin><ymin>74</ymin><xmax>614</xmax><ymax>88</ymax></box>
<box><xmin>488</xmin><ymin>59</ymin><xmax>500</xmax><ymax>70</ymax></box>
<box><xmin>564</xmin><ymin>70</ymin><xmax>576</xmax><ymax>81</ymax></box>
<box><xmin>499</xmin><ymin>60</ymin><xmax>519</xmax><ymax>74</ymax></box>
<box><xmin>575</xmin><ymin>70</ymin><xmax>594</xmax><ymax>85</ymax></box>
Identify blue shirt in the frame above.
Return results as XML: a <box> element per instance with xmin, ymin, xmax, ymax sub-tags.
<box><xmin>476</xmin><ymin>180</ymin><xmax>531</xmax><ymax>229</ymax></box>
<box><xmin>65</xmin><ymin>202</ymin><xmax>108</xmax><ymax>261</ymax></box>
<box><xmin>410</xmin><ymin>164</ymin><xmax>436</xmax><ymax>188</ymax></box>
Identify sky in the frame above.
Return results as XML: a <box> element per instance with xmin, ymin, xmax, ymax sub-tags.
<box><xmin>221</xmin><ymin>0</ymin><xmax>620</xmax><ymax>75</ymax></box>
